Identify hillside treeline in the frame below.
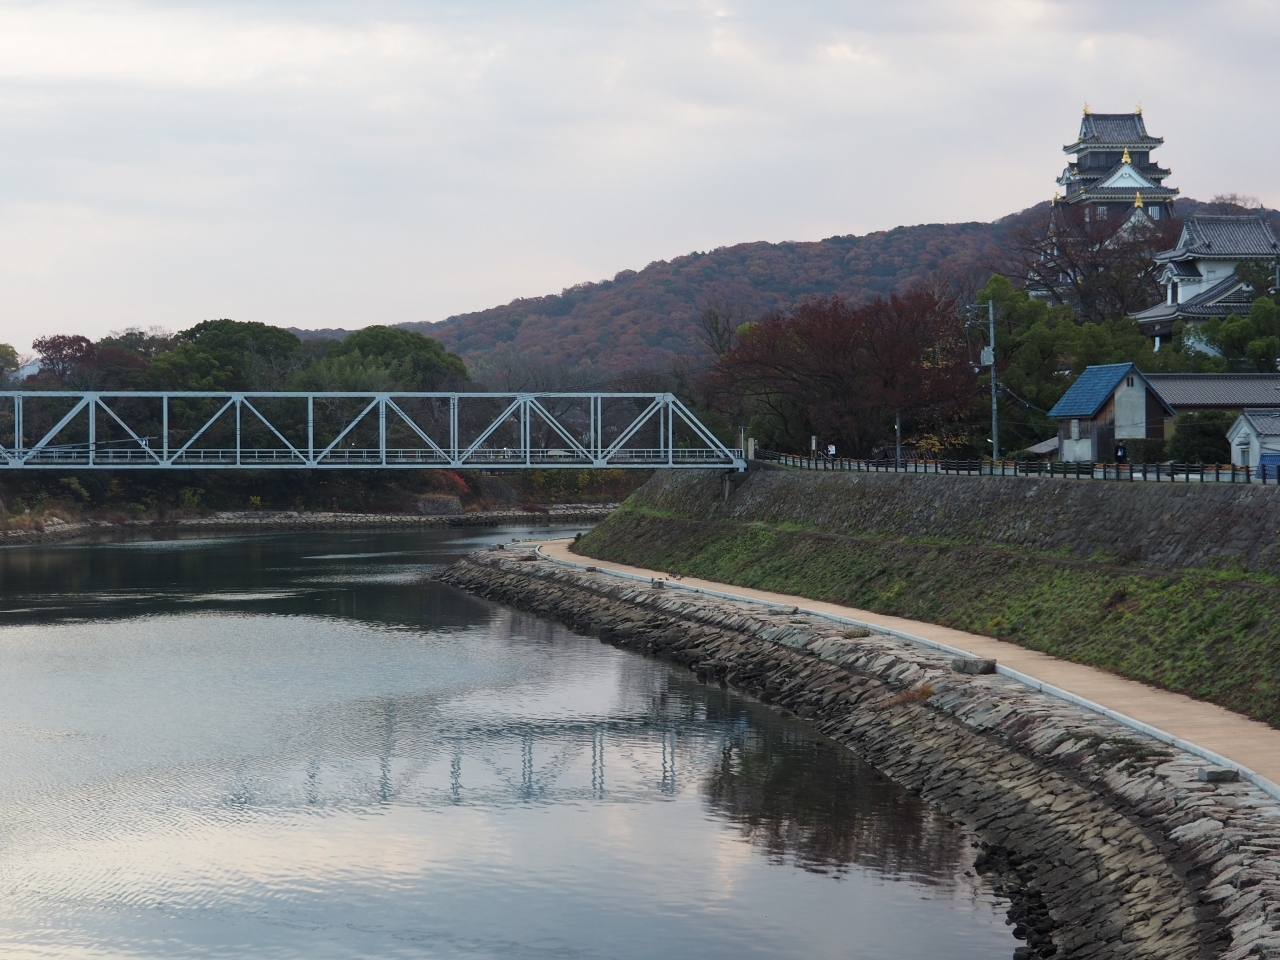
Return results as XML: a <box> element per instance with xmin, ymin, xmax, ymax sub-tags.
<box><xmin>0</xmin><ymin>321</ymin><xmax>640</xmax><ymax>519</ymax></box>
<box><xmin>702</xmin><ymin>198</ymin><xmax>1280</xmax><ymax>459</ymax></box>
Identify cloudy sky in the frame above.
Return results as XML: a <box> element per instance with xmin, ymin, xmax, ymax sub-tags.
<box><xmin>2</xmin><ymin>0</ymin><xmax>1278</xmax><ymax>351</ymax></box>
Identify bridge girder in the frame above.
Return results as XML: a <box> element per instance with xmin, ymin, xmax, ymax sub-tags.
<box><xmin>0</xmin><ymin>391</ymin><xmax>745</xmax><ymax>471</ymax></box>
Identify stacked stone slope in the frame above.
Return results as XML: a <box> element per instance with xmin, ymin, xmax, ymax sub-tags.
<box><xmin>442</xmin><ymin>552</ymin><xmax>1280</xmax><ymax>960</ymax></box>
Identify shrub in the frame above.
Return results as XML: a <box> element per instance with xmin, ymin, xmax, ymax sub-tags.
<box><xmin>1169</xmin><ymin>411</ymin><xmax>1234</xmax><ymax>464</ymax></box>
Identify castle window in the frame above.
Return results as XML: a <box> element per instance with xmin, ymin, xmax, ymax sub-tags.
<box><xmin>1097</xmin><ymin>205</ymin><xmax>1108</xmax><ymax>220</ymax></box>
<box><xmin>1150</xmin><ymin>207</ymin><xmax>1161</xmax><ymax>220</ymax></box>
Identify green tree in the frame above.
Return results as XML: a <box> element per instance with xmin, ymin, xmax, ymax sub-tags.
<box><xmin>1235</xmin><ymin>257</ymin><xmax>1280</xmax><ymax>299</ymax></box>
<box><xmin>1199</xmin><ymin>297</ymin><xmax>1280</xmax><ymax>372</ymax></box>
<box><xmin>0</xmin><ymin>343</ymin><xmax>19</xmax><ymax>379</ymax></box>
<box><xmin>323</xmin><ymin>326</ymin><xmax>468</xmax><ymax>390</ymax></box>
<box><xmin>145</xmin><ymin>342</ymin><xmax>234</xmax><ymax>390</ymax></box>
<box><xmin>1168</xmin><ymin>411</ymin><xmax>1234</xmax><ymax>464</ymax></box>
<box><xmin>172</xmin><ymin>319</ymin><xmax>303</xmax><ymax>390</ymax></box>
<box><xmin>975</xmin><ymin>275</ymin><xmax>1224</xmax><ymax>454</ymax></box>
<box><xmin>287</xmin><ymin>351</ymin><xmax>408</xmax><ymax>392</ymax></box>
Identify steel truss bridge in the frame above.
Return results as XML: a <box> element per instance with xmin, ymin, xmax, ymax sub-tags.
<box><xmin>0</xmin><ymin>391</ymin><xmax>744</xmax><ymax>471</ymax></box>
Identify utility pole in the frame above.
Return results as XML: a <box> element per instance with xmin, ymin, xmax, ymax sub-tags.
<box><xmin>978</xmin><ymin>300</ymin><xmax>999</xmax><ymax>462</ymax></box>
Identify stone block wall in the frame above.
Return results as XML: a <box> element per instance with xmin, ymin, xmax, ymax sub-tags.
<box><xmin>631</xmin><ymin>468</ymin><xmax>1280</xmax><ymax>576</ymax></box>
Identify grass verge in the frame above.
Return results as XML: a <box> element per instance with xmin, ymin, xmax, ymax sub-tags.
<box><xmin>576</xmin><ymin>512</ymin><xmax>1280</xmax><ymax>728</ymax></box>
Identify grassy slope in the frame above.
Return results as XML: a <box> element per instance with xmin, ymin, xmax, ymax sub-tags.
<box><xmin>577</xmin><ymin>511</ymin><xmax>1280</xmax><ymax>727</ymax></box>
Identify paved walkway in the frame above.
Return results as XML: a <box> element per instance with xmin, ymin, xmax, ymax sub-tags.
<box><xmin>535</xmin><ymin>538</ymin><xmax>1280</xmax><ymax>793</ymax></box>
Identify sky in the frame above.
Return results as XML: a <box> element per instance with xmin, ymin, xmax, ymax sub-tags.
<box><xmin>2</xmin><ymin>0</ymin><xmax>1278</xmax><ymax>353</ymax></box>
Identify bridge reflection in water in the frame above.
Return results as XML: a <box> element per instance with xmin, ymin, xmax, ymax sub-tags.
<box><xmin>0</xmin><ymin>531</ymin><xmax>974</xmax><ymax>888</ymax></box>
<box><xmin>0</xmin><ymin>391</ymin><xmax>744</xmax><ymax>470</ymax></box>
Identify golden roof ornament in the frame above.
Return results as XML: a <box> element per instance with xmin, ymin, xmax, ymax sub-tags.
<box><xmin>1134</xmin><ymin>191</ymin><xmax>1144</xmax><ymax>208</ymax></box>
<box><xmin>1122</xmin><ymin>147</ymin><xmax>1131</xmax><ymax>164</ymax></box>
<box><xmin>1083</xmin><ymin>102</ymin><xmax>1091</xmax><ymax>114</ymax></box>
<box><xmin>1135</xmin><ymin>102</ymin><xmax>1142</xmax><ymax>114</ymax></box>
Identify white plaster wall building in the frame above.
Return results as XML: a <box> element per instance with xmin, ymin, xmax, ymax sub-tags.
<box><xmin>1227</xmin><ymin>409</ymin><xmax>1280</xmax><ymax>473</ymax></box>
<box><xmin>1131</xmin><ymin>215</ymin><xmax>1280</xmax><ymax>349</ymax></box>
<box><xmin>1048</xmin><ymin>363</ymin><xmax>1174</xmax><ymax>462</ymax></box>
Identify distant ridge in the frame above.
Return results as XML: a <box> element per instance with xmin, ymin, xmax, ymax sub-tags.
<box><xmin>288</xmin><ymin>198</ymin><xmax>1274</xmax><ymax>378</ymax></box>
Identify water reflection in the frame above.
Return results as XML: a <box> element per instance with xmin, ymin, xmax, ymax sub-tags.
<box><xmin>703</xmin><ymin>712</ymin><xmax>963</xmax><ymax>881</ymax></box>
<box><xmin>0</xmin><ymin>530</ymin><xmax>1012</xmax><ymax>960</ymax></box>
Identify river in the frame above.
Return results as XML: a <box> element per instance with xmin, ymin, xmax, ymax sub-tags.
<box><xmin>0</xmin><ymin>527</ymin><xmax>1015</xmax><ymax>959</ymax></box>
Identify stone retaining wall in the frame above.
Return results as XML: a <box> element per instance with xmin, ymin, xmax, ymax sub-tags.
<box><xmin>632</xmin><ymin>468</ymin><xmax>1280</xmax><ymax>576</ymax></box>
<box><xmin>441</xmin><ymin>552</ymin><xmax>1280</xmax><ymax>960</ymax></box>
<box><xmin>0</xmin><ymin>505</ymin><xmax>616</xmax><ymax>546</ymax></box>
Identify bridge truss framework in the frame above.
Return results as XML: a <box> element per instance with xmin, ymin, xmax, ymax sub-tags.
<box><xmin>0</xmin><ymin>391</ymin><xmax>745</xmax><ymax>470</ymax></box>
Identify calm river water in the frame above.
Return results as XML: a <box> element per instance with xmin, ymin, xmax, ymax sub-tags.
<box><xmin>0</xmin><ymin>527</ymin><xmax>1014</xmax><ymax>959</ymax></box>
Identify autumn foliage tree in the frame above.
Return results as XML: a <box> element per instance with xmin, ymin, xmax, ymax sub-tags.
<box><xmin>715</xmin><ymin>291</ymin><xmax>975</xmax><ymax>457</ymax></box>
<box><xmin>1003</xmin><ymin>203</ymin><xmax>1182</xmax><ymax>324</ymax></box>
<box><xmin>31</xmin><ymin>334</ymin><xmax>95</xmax><ymax>384</ymax></box>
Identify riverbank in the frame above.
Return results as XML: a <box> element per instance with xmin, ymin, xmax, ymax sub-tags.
<box><xmin>0</xmin><ymin>504</ymin><xmax>617</xmax><ymax>546</ymax></box>
<box><xmin>441</xmin><ymin>549</ymin><xmax>1280</xmax><ymax>960</ymax></box>
<box><xmin>576</xmin><ymin>469</ymin><xmax>1280</xmax><ymax>727</ymax></box>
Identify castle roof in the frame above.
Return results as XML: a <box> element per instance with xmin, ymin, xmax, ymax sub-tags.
<box><xmin>1131</xmin><ymin>275</ymin><xmax>1256</xmax><ymax>329</ymax></box>
<box><xmin>1064</xmin><ymin>113</ymin><xmax>1162</xmax><ymax>154</ymax></box>
<box><xmin>1058</xmin><ymin>156</ymin><xmax>1178</xmax><ymax>204</ymax></box>
<box><xmin>1154</xmin><ymin>215</ymin><xmax>1280</xmax><ymax>262</ymax></box>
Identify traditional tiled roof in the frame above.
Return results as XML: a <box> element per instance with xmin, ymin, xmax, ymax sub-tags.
<box><xmin>1155</xmin><ymin>216</ymin><xmax>1280</xmax><ymax>262</ymax></box>
<box><xmin>1240</xmin><ymin>409</ymin><xmax>1280</xmax><ymax>437</ymax></box>
<box><xmin>1064</xmin><ymin>113</ymin><xmax>1162</xmax><ymax>153</ymax></box>
<box><xmin>1162</xmin><ymin>262</ymin><xmax>1202</xmax><ymax>279</ymax></box>
<box><xmin>1132</xmin><ymin>275</ymin><xmax>1255</xmax><ymax>325</ymax></box>
<box><xmin>1145</xmin><ymin>375</ymin><xmax>1280</xmax><ymax>408</ymax></box>
<box><xmin>1062</xmin><ymin>160</ymin><xmax>1171</xmax><ymax>186</ymax></box>
<box><xmin>1076</xmin><ymin>186</ymin><xmax>1179</xmax><ymax>199</ymax></box>
<box><xmin>1048</xmin><ymin>363</ymin><xmax>1175</xmax><ymax>419</ymax></box>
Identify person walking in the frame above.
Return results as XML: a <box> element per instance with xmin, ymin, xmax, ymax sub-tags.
<box><xmin>1115</xmin><ymin>439</ymin><xmax>1128</xmax><ymax>465</ymax></box>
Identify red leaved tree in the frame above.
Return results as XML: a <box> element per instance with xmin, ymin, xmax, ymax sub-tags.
<box><xmin>32</xmin><ymin>334</ymin><xmax>95</xmax><ymax>385</ymax></box>
<box><xmin>716</xmin><ymin>291</ymin><xmax>975</xmax><ymax>456</ymax></box>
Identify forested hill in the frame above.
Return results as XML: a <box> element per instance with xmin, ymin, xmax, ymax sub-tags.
<box><xmin>295</xmin><ymin>205</ymin><xmax>1048</xmax><ymax>378</ymax></box>
<box><xmin>292</xmin><ymin>198</ymin><xmax>1280</xmax><ymax>380</ymax></box>
<box><xmin>424</xmin><ymin>208</ymin><xmax>1043</xmax><ymax>378</ymax></box>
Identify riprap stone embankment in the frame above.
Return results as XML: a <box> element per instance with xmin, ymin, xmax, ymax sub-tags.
<box><xmin>441</xmin><ymin>551</ymin><xmax>1280</xmax><ymax>960</ymax></box>
<box><xmin>0</xmin><ymin>505</ymin><xmax>616</xmax><ymax>546</ymax></box>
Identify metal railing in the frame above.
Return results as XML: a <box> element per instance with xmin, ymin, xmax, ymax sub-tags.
<box><xmin>759</xmin><ymin>450</ymin><xmax>1275</xmax><ymax>484</ymax></box>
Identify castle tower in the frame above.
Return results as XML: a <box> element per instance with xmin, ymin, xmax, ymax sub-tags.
<box><xmin>1057</xmin><ymin>106</ymin><xmax>1178</xmax><ymax>222</ymax></box>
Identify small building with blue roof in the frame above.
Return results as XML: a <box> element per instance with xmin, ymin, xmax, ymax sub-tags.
<box><xmin>1048</xmin><ymin>363</ymin><xmax>1175</xmax><ymax>462</ymax></box>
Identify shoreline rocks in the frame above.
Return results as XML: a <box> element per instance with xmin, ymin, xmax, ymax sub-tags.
<box><xmin>440</xmin><ymin>551</ymin><xmax>1280</xmax><ymax>960</ymax></box>
<box><xmin>0</xmin><ymin>505</ymin><xmax>616</xmax><ymax>546</ymax></box>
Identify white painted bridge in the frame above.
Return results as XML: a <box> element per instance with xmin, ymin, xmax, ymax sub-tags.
<box><xmin>0</xmin><ymin>391</ymin><xmax>745</xmax><ymax>471</ymax></box>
